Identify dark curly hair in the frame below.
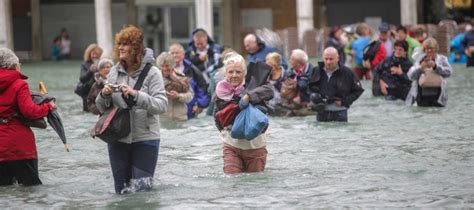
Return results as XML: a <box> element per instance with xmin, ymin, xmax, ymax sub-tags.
<box><xmin>113</xmin><ymin>25</ymin><xmax>144</xmax><ymax>71</ymax></box>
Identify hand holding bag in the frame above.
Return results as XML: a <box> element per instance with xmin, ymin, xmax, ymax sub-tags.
<box><xmin>231</xmin><ymin>104</ymin><xmax>269</xmax><ymax>140</ymax></box>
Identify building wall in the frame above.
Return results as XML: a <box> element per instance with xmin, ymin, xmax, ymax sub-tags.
<box><xmin>325</xmin><ymin>0</ymin><xmax>400</xmax><ymax>26</ymax></box>
<box><xmin>40</xmin><ymin>2</ymin><xmax>127</xmax><ymax>60</ymax></box>
<box><xmin>240</xmin><ymin>0</ymin><xmax>297</xmax><ymax>31</ymax></box>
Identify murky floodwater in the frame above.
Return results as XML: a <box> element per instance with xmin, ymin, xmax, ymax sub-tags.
<box><xmin>1</xmin><ymin>60</ymin><xmax>473</xmax><ymax>208</ymax></box>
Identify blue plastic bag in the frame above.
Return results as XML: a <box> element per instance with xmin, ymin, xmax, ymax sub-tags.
<box><xmin>231</xmin><ymin>104</ymin><xmax>269</xmax><ymax>140</ymax></box>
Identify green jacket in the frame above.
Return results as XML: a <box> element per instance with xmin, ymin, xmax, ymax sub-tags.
<box><xmin>406</xmin><ymin>36</ymin><xmax>421</xmax><ymax>60</ymax></box>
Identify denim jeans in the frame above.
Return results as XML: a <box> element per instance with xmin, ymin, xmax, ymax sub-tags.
<box><xmin>316</xmin><ymin>110</ymin><xmax>348</xmax><ymax>122</ymax></box>
<box><xmin>108</xmin><ymin>140</ymin><xmax>160</xmax><ymax>194</ymax></box>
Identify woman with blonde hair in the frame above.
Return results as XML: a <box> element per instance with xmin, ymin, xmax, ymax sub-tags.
<box><xmin>265</xmin><ymin>52</ymin><xmax>285</xmax><ymax>114</ymax></box>
<box><xmin>75</xmin><ymin>43</ymin><xmax>103</xmax><ymax>111</ymax></box>
<box><xmin>406</xmin><ymin>37</ymin><xmax>453</xmax><ymax>107</ymax></box>
<box><xmin>96</xmin><ymin>25</ymin><xmax>168</xmax><ymax>194</ymax></box>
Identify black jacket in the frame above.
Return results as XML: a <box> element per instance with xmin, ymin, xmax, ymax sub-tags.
<box><xmin>308</xmin><ymin>62</ymin><xmax>364</xmax><ymax>108</ymax></box>
<box><xmin>375</xmin><ymin>55</ymin><xmax>412</xmax><ymax>99</ymax></box>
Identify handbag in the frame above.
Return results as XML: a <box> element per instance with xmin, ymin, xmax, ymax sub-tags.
<box><xmin>231</xmin><ymin>104</ymin><xmax>269</xmax><ymax>140</ymax></box>
<box><xmin>90</xmin><ymin>63</ymin><xmax>152</xmax><ymax>143</ymax></box>
<box><xmin>90</xmin><ymin>106</ymin><xmax>130</xmax><ymax>144</ymax></box>
<box><xmin>418</xmin><ymin>69</ymin><xmax>442</xmax><ymax>88</ymax></box>
<box><xmin>215</xmin><ymin>102</ymin><xmax>240</xmax><ymax>129</ymax></box>
<box><xmin>280</xmin><ymin>79</ymin><xmax>297</xmax><ymax>100</ymax></box>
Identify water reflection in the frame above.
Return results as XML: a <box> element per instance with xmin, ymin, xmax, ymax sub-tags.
<box><xmin>0</xmin><ymin>61</ymin><xmax>472</xmax><ymax>208</ymax></box>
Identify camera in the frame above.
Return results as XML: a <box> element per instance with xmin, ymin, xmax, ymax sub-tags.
<box><xmin>310</xmin><ymin>93</ymin><xmax>327</xmax><ymax>112</ymax></box>
<box><xmin>109</xmin><ymin>84</ymin><xmax>122</xmax><ymax>92</ymax></box>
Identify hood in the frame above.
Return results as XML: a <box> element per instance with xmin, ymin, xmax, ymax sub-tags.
<box><xmin>0</xmin><ymin>69</ymin><xmax>27</xmax><ymax>92</ymax></box>
<box><xmin>143</xmin><ymin>48</ymin><xmax>155</xmax><ymax>64</ymax></box>
<box><xmin>187</xmin><ymin>28</ymin><xmax>215</xmax><ymax>47</ymax></box>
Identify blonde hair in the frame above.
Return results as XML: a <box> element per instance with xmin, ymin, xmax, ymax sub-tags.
<box><xmin>83</xmin><ymin>43</ymin><xmax>103</xmax><ymax>62</ymax></box>
<box><xmin>266</xmin><ymin>52</ymin><xmax>281</xmax><ymax>66</ymax></box>
<box><xmin>193</xmin><ymin>30</ymin><xmax>208</xmax><ymax>39</ymax></box>
<box><xmin>423</xmin><ymin>37</ymin><xmax>439</xmax><ymax>52</ymax></box>
<box><xmin>223</xmin><ymin>52</ymin><xmax>247</xmax><ymax>75</ymax></box>
<box><xmin>356</xmin><ymin>23</ymin><xmax>371</xmax><ymax>36</ymax></box>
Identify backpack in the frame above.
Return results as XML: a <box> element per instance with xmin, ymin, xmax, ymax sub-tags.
<box><xmin>363</xmin><ymin>40</ymin><xmax>381</xmax><ymax>62</ymax></box>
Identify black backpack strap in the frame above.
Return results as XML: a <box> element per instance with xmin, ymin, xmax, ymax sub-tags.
<box><xmin>123</xmin><ymin>63</ymin><xmax>152</xmax><ymax>108</ymax></box>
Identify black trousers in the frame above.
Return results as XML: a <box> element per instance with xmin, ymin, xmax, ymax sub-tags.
<box><xmin>0</xmin><ymin>159</ymin><xmax>42</xmax><ymax>186</ymax></box>
<box><xmin>416</xmin><ymin>86</ymin><xmax>443</xmax><ymax>107</ymax></box>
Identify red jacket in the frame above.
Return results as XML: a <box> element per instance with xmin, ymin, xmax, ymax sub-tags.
<box><xmin>0</xmin><ymin>68</ymin><xmax>52</xmax><ymax>162</ymax></box>
<box><xmin>371</xmin><ymin>43</ymin><xmax>386</xmax><ymax>70</ymax></box>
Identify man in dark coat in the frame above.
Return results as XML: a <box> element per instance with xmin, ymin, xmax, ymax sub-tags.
<box><xmin>308</xmin><ymin>47</ymin><xmax>364</xmax><ymax>122</ymax></box>
<box><xmin>244</xmin><ymin>33</ymin><xmax>288</xmax><ymax>70</ymax></box>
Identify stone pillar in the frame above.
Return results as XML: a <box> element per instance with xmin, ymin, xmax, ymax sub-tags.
<box><xmin>222</xmin><ymin>0</ymin><xmax>241</xmax><ymax>52</ymax></box>
<box><xmin>0</xmin><ymin>0</ymin><xmax>14</xmax><ymax>49</ymax></box>
<box><xmin>95</xmin><ymin>0</ymin><xmax>113</xmax><ymax>58</ymax></box>
<box><xmin>31</xmin><ymin>0</ymin><xmax>42</xmax><ymax>61</ymax></box>
<box><xmin>296</xmin><ymin>0</ymin><xmax>314</xmax><ymax>45</ymax></box>
<box><xmin>400</xmin><ymin>0</ymin><xmax>417</xmax><ymax>26</ymax></box>
<box><xmin>127</xmin><ymin>0</ymin><xmax>136</xmax><ymax>25</ymax></box>
<box><xmin>195</xmin><ymin>0</ymin><xmax>213</xmax><ymax>37</ymax></box>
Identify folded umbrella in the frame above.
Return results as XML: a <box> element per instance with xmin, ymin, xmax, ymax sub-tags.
<box><xmin>38</xmin><ymin>82</ymin><xmax>69</xmax><ymax>152</ymax></box>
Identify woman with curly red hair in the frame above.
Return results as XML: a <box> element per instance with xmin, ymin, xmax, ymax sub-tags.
<box><xmin>95</xmin><ymin>25</ymin><xmax>168</xmax><ymax>194</ymax></box>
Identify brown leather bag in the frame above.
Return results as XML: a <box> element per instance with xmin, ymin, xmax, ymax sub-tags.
<box><xmin>418</xmin><ymin>69</ymin><xmax>442</xmax><ymax>88</ymax></box>
<box><xmin>280</xmin><ymin>79</ymin><xmax>297</xmax><ymax>100</ymax></box>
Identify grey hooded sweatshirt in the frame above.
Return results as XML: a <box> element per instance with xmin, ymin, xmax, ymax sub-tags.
<box><xmin>96</xmin><ymin>48</ymin><xmax>168</xmax><ymax>143</ymax></box>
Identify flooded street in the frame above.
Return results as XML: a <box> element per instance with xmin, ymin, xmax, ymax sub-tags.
<box><xmin>1</xmin><ymin>61</ymin><xmax>473</xmax><ymax>208</ymax></box>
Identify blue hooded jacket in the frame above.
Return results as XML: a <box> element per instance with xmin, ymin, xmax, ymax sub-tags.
<box><xmin>182</xmin><ymin>59</ymin><xmax>210</xmax><ymax>119</ymax></box>
<box><xmin>247</xmin><ymin>40</ymin><xmax>288</xmax><ymax>70</ymax></box>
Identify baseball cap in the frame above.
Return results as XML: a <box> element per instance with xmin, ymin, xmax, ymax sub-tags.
<box><xmin>378</xmin><ymin>23</ymin><xmax>390</xmax><ymax>32</ymax></box>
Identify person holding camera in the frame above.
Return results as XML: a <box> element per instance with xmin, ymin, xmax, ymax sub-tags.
<box><xmin>279</xmin><ymin>49</ymin><xmax>315</xmax><ymax>116</ymax></box>
<box><xmin>86</xmin><ymin>58</ymin><xmax>113</xmax><ymax>115</ymax></box>
<box><xmin>308</xmin><ymin>47</ymin><xmax>364</xmax><ymax>122</ymax></box>
<box><xmin>374</xmin><ymin>40</ymin><xmax>413</xmax><ymax>101</ymax></box>
<box><xmin>95</xmin><ymin>26</ymin><xmax>168</xmax><ymax>194</ymax></box>
<box><xmin>157</xmin><ymin>52</ymin><xmax>194</xmax><ymax>121</ymax></box>
<box><xmin>406</xmin><ymin>38</ymin><xmax>452</xmax><ymax>107</ymax></box>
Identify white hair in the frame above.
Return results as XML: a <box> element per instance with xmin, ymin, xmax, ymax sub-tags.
<box><xmin>98</xmin><ymin>58</ymin><xmax>114</xmax><ymax>70</ymax></box>
<box><xmin>156</xmin><ymin>52</ymin><xmax>176</xmax><ymax>69</ymax></box>
<box><xmin>0</xmin><ymin>48</ymin><xmax>19</xmax><ymax>69</ymax></box>
<box><xmin>223</xmin><ymin>52</ymin><xmax>247</xmax><ymax>75</ymax></box>
<box><xmin>291</xmin><ymin>49</ymin><xmax>308</xmax><ymax>63</ymax></box>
